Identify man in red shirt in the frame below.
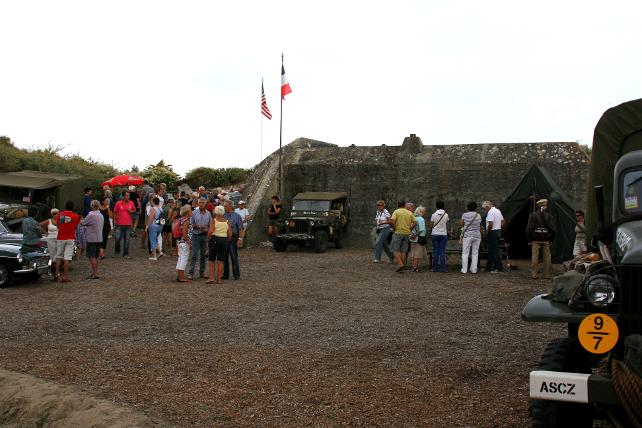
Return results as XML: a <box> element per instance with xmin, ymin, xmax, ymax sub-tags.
<box><xmin>113</xmin><ymin>190</ymin><xmax>136</xmax><ymax>258</ymax></box>
<box><xmin>54</xmin><ymin>201</ymin><xmax>80</xmax><ymax>282</ymax></box>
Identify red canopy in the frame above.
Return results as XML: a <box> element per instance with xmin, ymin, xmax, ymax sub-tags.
<box><xmin>101</xmin><ymin>174</ymin><xmax>144</xmax><ymax>187</ymax></box>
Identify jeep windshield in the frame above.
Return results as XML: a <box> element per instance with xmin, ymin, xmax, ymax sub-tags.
<box><xmin>622</xmin><ymin>168</ymin><xmax>642</xmax><ymax>214</ymax></box>
<box><xmin>292</xmin><ymin>200</ymin><xmax>331</xmax><ymax>211</ymax></box>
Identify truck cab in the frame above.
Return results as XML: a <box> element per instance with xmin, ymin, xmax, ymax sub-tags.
<box><xmin>523</xmin><ymin>98</ymin><xmax>642</xmax><ymax>427</ymax></box>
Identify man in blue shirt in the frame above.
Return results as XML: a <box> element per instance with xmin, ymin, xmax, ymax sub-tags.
<box><xmin>83</xmin><ymin>187</ymin><xmax>93</xmax><ymax>217</ymax></box>
<box><xmin>22</xmin><ymin>206</ymin><xmax>42</xmax><ymax>250</ymax></box>
<box><xmin>223</xmin><ymin>200</ymin><xmax>245</xmax><ymax>280</ymax></box>
<box><xmin>188</xmin><ymin>197</ymin><xmax>212</xmax><ymax>279</ymax></box>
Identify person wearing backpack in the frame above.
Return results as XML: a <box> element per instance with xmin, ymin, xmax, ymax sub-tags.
<box><xmin>526</xmin><ymin>199</ymin><xmax>556</xmax><ymax>279</ymax></box>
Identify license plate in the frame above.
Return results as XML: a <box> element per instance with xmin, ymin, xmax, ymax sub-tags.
<box><xmin>530</xmin><ymin>370</ymin><xmax>590</xmax><ymax>403</ymax></box>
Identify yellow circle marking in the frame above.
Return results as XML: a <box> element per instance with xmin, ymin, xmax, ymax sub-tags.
<box><xmin>578</xmin><ymin>313</ymin><xmax>619</xmax><ymax>354</ymax></box>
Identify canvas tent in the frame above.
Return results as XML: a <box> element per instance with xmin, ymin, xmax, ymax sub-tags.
<box><xmin>499</xmin><ymin>165</ymin><xmax>578</xmax><ymax>261</ymax></box>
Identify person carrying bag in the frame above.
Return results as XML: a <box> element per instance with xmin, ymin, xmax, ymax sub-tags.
<box><xmin>460</xmin><ymin>202</ymin><xmax>482</xmax><ymax>274</ymax></box>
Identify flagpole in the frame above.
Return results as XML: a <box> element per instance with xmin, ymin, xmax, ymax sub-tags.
<box><xmin>260</xmin><ymin>78</ymin><xmax>263</xmax><ymax>163</ymax></box>
<box><xmin>278</xmin><ymin>53</ymin><xmax>283</xmax><ymax>197</ymax></box>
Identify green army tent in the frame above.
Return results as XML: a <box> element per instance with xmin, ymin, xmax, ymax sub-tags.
<box><xmin>586</xmin><ymin>98</ymin><xmax>642</xmax><ymax>241</ymax></box>
<box><xmin>499</xmin><ymin>165</ymin><xmax>578</xmax><ymax>261</ymax></box>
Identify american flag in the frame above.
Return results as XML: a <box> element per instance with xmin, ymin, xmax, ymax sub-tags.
<box><xmin>261</xmin><ymin>82</ymin><xmax>272</xmax><ymax>120</ymax></box>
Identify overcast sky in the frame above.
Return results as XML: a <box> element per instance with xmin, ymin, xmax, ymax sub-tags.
<box><xmin>1</xmin><ymin>1</ymin><xmax>641</xmax><ymax>175</ymax></box>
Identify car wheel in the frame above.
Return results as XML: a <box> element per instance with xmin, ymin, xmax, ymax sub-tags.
<box><xmin>530</xmin><ymin>337</ymin><xmax>593</xmax><ymax>428</ymax></box>
<box><xmin>0</xmin><ymin>263</ymin><xmax>14</xmax><ymax>288</ymax></box>
<box><xmin>314</xmin><ymin>229</ymin><xmax>328</xmax><ymax>253</ymax></box>
<box><xmin>274</xmin><ymin>238</ymin><xmax>287</xmax><ymax>252</ymax></box>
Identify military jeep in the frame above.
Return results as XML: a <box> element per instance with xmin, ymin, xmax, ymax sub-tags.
<box><xmin>274</xmin><ymin>192</ymin><xmax>348</xmax><ymax>253</ymax></box>
<box><xmin>522</xmin><ymin>98</ymin><xmax>642</xmax><ymax>427</ymax></box>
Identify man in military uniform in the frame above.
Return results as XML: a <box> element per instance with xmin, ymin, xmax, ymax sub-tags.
<box><xmin>526</xmin><ymin>199</ymin><xmax>556</xmax><ymax>279</ymax></box>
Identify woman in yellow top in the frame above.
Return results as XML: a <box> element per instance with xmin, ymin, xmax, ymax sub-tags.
<box><xmin>206</xmin><ymin>205</ymin><xmax>232</xmax><ymax>284</ymax></box>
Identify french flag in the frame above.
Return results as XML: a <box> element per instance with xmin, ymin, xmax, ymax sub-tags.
<box><xmin>281</xmin><ymin>64</ymin><xmax>292</xmax><ymax>100</ymax></box>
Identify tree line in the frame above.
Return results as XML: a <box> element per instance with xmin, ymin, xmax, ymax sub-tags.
<box><xmin>0</xmin><ymin>137</ymin><xmax>253</xmax><ymax>190</ymax></box>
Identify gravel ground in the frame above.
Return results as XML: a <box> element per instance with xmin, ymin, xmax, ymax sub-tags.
<box><xmin>0</xmin><ymin>243</ymin><xmax>566</xmax><ymax>427</ymax></box>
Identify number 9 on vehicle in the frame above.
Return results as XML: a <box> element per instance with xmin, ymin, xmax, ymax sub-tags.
<box><xmin>578</xmin><ymin>313</ymin><xmax>619</xmax><ymax>354</ymax></box>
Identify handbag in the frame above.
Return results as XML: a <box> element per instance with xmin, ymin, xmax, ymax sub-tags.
<box><xmin>459</xmin><ymin>213</ymin><xmax>480</xmax><ymax>244</ymax></box>
<box><xmin>418</xmin><ymin>235</ymin><xmax>428</xmax><ymax>246</ymax></box>
<box><xmin>430</xmin><ymin>212</ymin><xmax>446</xmax><ymax>232</ymax></box>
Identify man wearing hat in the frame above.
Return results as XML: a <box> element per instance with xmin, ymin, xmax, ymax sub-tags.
<box><xmin>526</xmin><ymin>198</ymin><xmax>556</xmax><ymax>279</ymax></box>
<box><xmin>235</xmin><ymin>200</ymin><xmax>251</xmax><ymax>247</ymax></box>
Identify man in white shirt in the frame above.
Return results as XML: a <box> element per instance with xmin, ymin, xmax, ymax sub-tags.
<box><xmin>482</xmin><ymin>200</ymin><xmax>504</xmax><ymax>272</ymax></box>
<box><xmin>235</xmin><ymin>200</ymin><xmax>251</xmax><ymax>247</ymax></box>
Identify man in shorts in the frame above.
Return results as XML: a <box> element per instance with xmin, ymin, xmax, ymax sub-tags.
<box><xmin>81</xmin><ymin>200</ymin><xmax>104</xmax><ymax>279</ymax></box>
<box><xmin>390</xmin><ymin>201</ymin><xmax>416</xmax><ymax>273</ymax></box>
<box><xmin>54</xmin><ymin>201</ymin><xmax>80</xmax><ymax>283</ymax></box>
<box><xmin>128</xmin><ymin>185</ymin><xmax>141</xmax><ymax>236</ymax></box>
<box><xmin>267</xmin><ymin>195</ymin><xmax>282</xmax><ymax>239</ymax></box>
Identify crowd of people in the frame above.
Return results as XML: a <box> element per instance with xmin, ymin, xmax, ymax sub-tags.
<box><xmin>18</xmin><ymin>180</ymin><xmax>588</xmax><ymax>283</ymax></box>
<box><xmin>21</xmin><ymin>181</ymin><xmax>251</xmax><ymax>284</ymax></box>
<box><xmin>372</xmin><ymin>199</ymin><xmax>507</xmax><ymax>274</ymax></box>
<box><xmin>372</xmin><ymin>197</ymin><xmax>585</xmax><ymax>279</ymax></box>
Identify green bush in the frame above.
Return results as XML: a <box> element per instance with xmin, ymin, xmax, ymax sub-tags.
<box><xmin>141</xmin><ymin>160</ymin><xmax>180</xmax><ymax>189</ymax></box>
<box><xmin>183</xmin><ymin>167</ymin><xmax>223</xmax><ymax>189</ymax></box>
<box><xmin>183</xmin><ymin>166</ymin><xmax>252</xmax><ymax>189</ymax></box>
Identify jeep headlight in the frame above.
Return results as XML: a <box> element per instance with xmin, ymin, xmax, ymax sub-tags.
<box><xmin>288</xmin><ymin>220</ymin><xmax>295</xmax><ymax>228</ymax></box>
<box><xmin>310</xmin><ymin>220</ymin><xmax>315</xmax><ymax>226</ymax></box>
<box><xmin>586</xmin><ymin>274</ymin><xmax>617</xmax><ymax>307</ymax></box>
<box><xmin>16</xmin><ymin>253</ymin><xmax>23</xmax><ymax>263</ymax></box>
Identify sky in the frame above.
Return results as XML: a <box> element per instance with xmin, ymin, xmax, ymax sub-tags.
<box><xmin>1</xmin><ymin>1</ymin><xmax>641</xmax><ymax>176</ymax></box>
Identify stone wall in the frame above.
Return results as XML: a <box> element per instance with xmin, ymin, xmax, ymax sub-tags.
<box><xmin>244</xmin><ymin>136</ymin><xmax>589</xmax><ymax>246</ymax></box>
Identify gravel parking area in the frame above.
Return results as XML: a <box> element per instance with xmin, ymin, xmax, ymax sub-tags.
<box><xmin>0</xmin><ymin>244</ymin><xmax>564</xmax><ymax>427</ymax></box>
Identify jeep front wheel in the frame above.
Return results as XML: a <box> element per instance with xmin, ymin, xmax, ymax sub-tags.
<box><xmin>314</xmin><ymin>230</ymin><xmax>328</xmax><ymax>253</ymax></box>
<box><xmin>273</xmin><ymin>238</ymin><xmax>287</xmax><ymax>252</ymax></box>
<box><xmin>529</xmin><ymin>337</ymin><xmax>593</xmax><ymax>428</ymax></box>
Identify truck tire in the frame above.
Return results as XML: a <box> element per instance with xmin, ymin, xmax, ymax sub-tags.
<box><xmin>314</xmin><ymin>230</ymin><xmax>328</xmax><ymax>253</ymax></box>
<box><xmin>530</xmin><ymin>337</ymin><xmax>593</xmax><ymax>428</ymax></box>
<box><xmin>0</xmin><ymin>263</ymin><xmax>14</xmax><ymax>288</ymax></box>
<box><xmin>273</xmin><ymin>238</ymin><xmax>287</xmax><ymax>252</ymax></box>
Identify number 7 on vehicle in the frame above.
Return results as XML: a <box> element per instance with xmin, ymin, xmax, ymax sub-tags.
<box><xmin>578</xmin><ymin>313</ymin><xmax>619</xmax><ymax>354</ymax></box>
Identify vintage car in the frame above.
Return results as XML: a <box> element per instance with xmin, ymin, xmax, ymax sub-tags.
<box><xmin>0</xmin><ymin>242</ymin><xmax>50</xmax><ymax>287</ymax></box>
<box><xmin>0</xmin><ymin>218</ymin><xmax>48</xmax><ymax>249</ymax></box>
